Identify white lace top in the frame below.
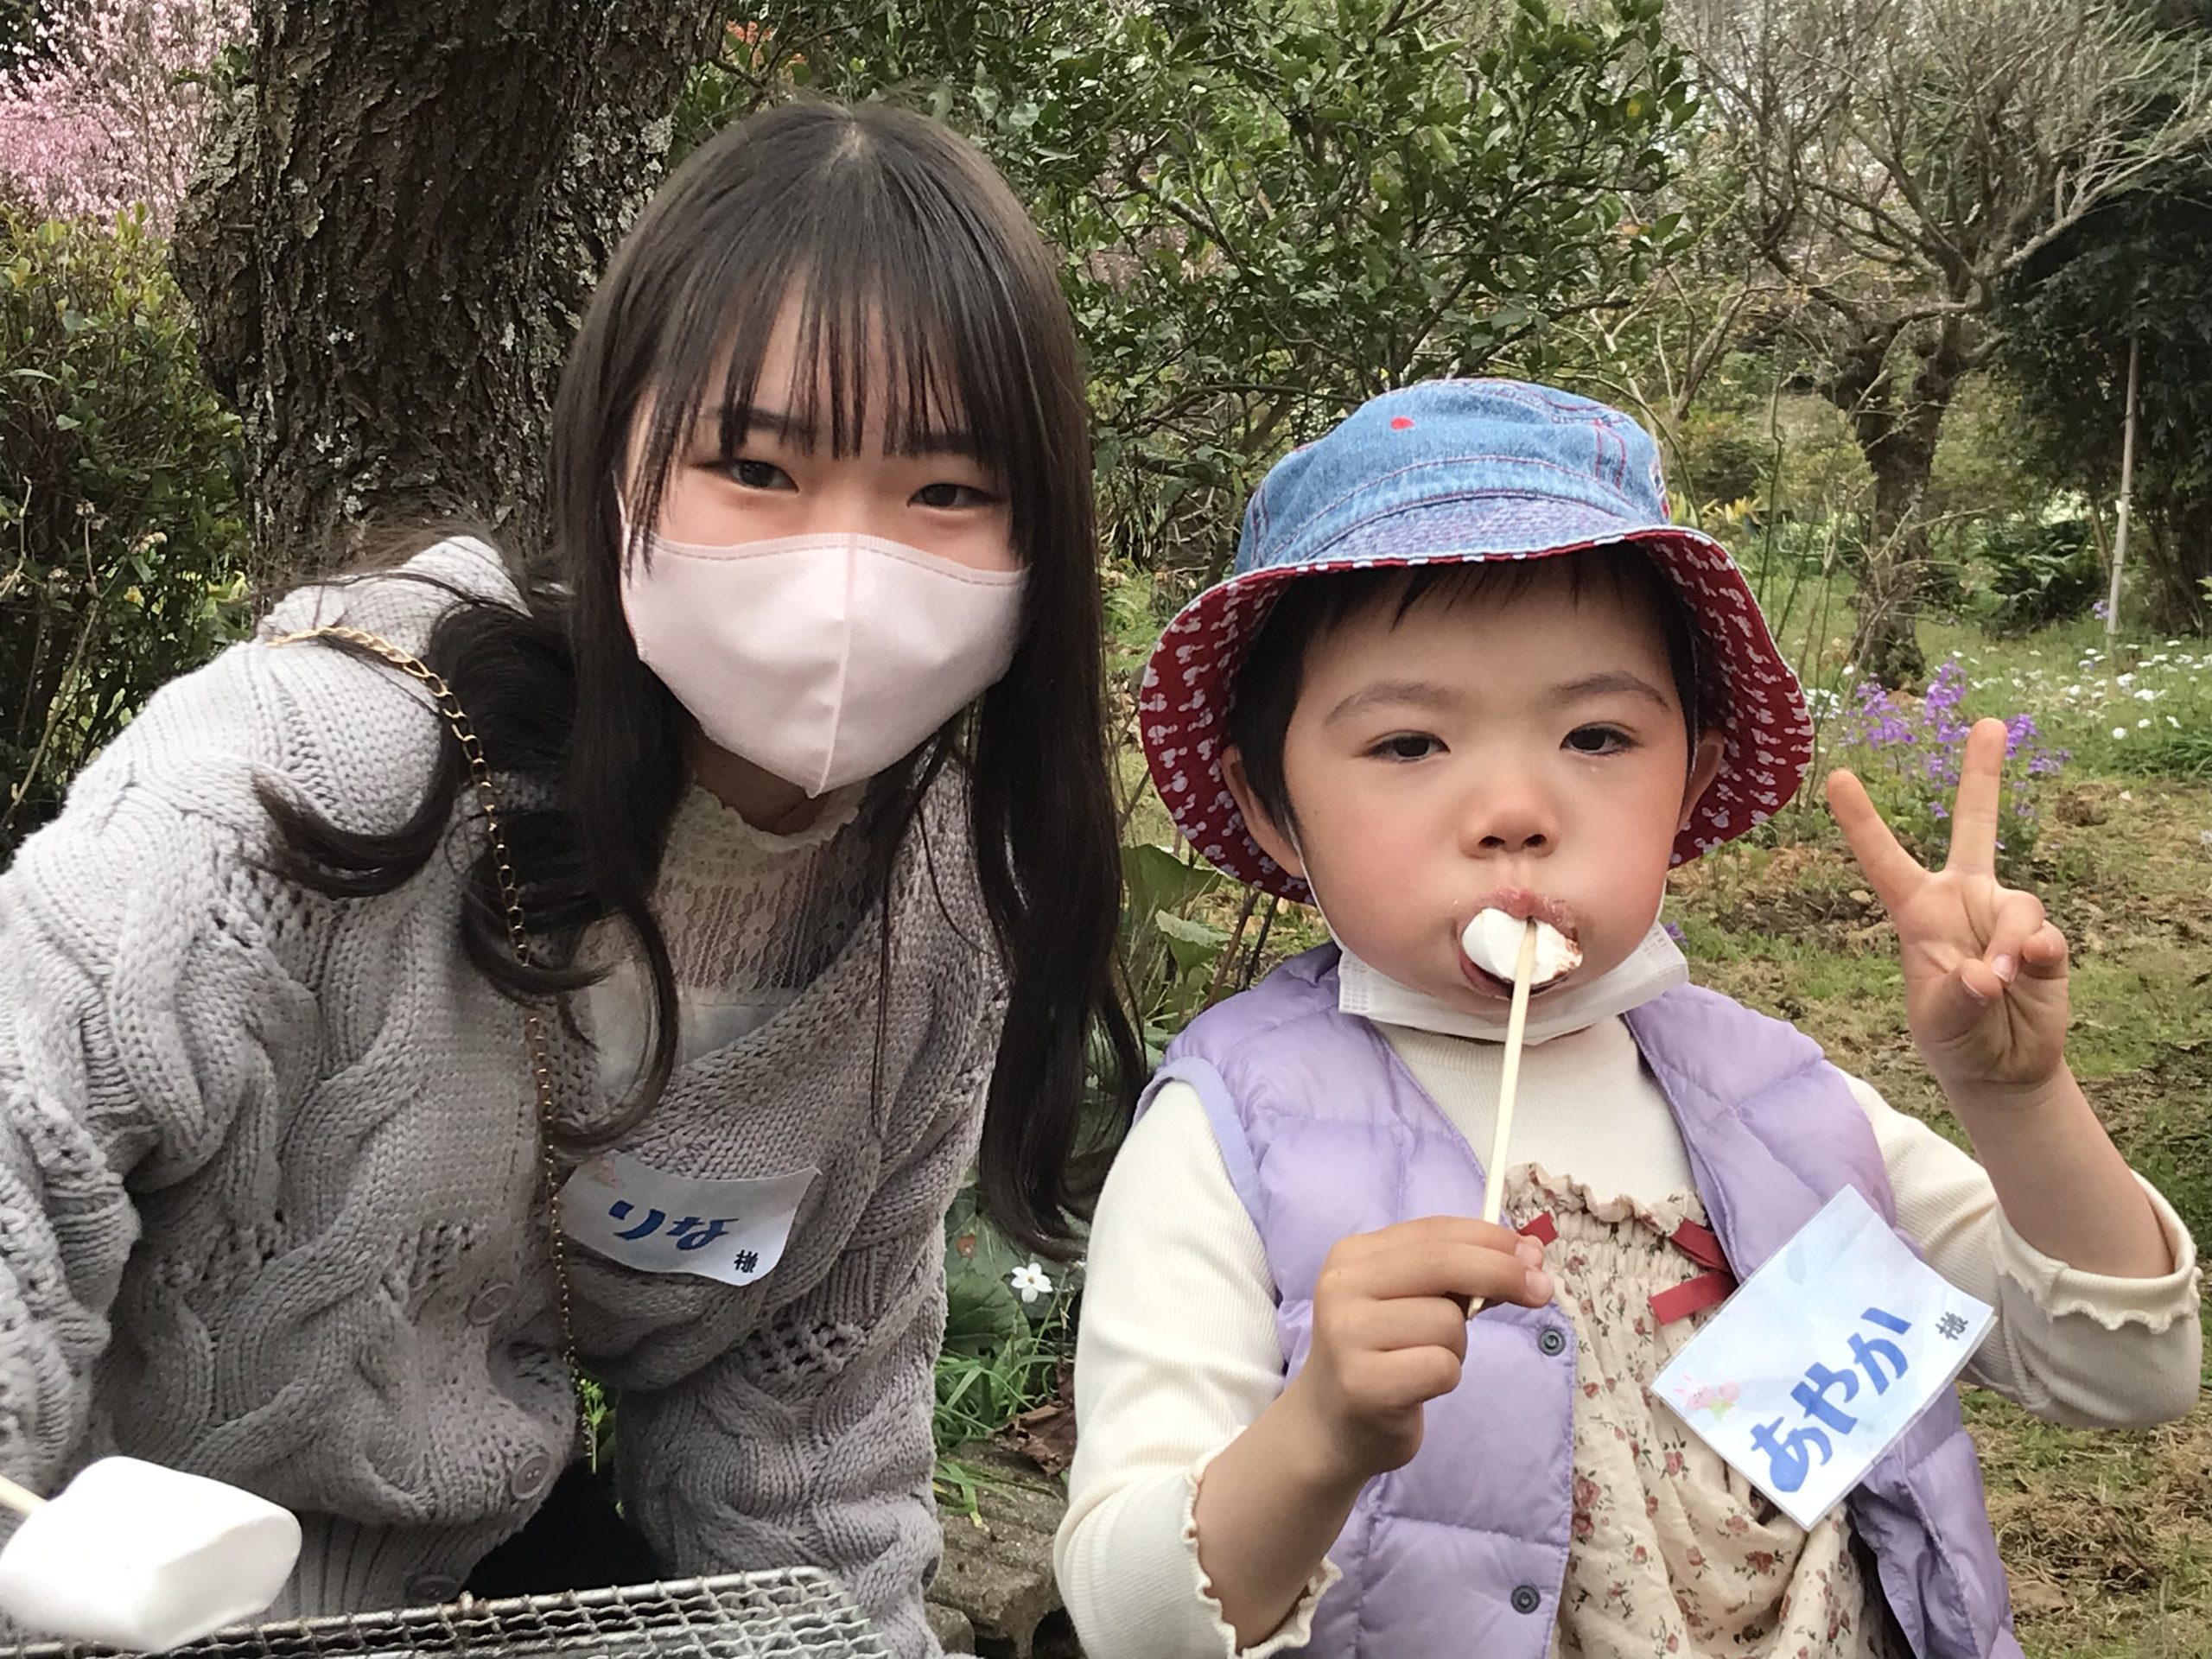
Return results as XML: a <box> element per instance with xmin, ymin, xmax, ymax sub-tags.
<box><xmin>581</xmin><ymin>780</ymin><xmax>874</xmax><ymax>1090</ymax></box>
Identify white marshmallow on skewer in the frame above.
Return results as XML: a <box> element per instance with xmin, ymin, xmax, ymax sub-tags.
<box><xmin>1460</xmin><ymin>908</ymin><xmax>1581</xmax><ymax>988</ymax></box>
<box><xmin>1463</xmin><ymin>917</ymin><xmax>1548</xmax><ymax>1319</ymax></box>
<box><xmin>0</xmin><ymin>1457</ymin><xmax>301</xmax><ymax>1651</ymax></box>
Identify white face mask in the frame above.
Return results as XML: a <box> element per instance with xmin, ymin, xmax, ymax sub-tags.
<box><xmin>620</xmin><ymin>530</ymin><xmax>1027</xmax><ymax>796</ymax></box>
<box><xmin>1335</xmin><ymin>919</ymin><xmax>1687</xmax><ymax>1046</ymax></box>
<box><xmin>1288</xmin><ymin>830</ymin><xmax>1682</xmax><ymax>1045</ymax></box>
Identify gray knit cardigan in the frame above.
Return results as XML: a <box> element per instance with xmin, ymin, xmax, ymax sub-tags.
<box><xmin>0</xmin><ymin>541</ymin><xmax>1006</xmax><ymax>1658</ymax></box>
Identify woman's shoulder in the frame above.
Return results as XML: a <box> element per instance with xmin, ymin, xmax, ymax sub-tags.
<box><xmin>257</xmin><ymin>535</ymin><xmax>523</xmax><ymax>648</ymax></box>
<box><xmin>68</xmin><ymin>537</ymin><xmax>525</xmax><ymax>841</ymax></box>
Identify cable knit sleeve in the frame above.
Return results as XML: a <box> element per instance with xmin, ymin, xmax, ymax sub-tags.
<box><xmin>0</xmin><ymin>760</ymin><xmax>315</xmax><ymax>1493</ymax></box>
<box><xmin>614</xmin><ymin>1058</ymin><xmax>988</xmax><ymax>1658</ymax></box>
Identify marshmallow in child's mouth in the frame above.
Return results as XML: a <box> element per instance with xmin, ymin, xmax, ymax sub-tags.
<box><xmin>1459</xmin><ymin>909</ymin><xmax>1582</xmax><ymax>988</ymax></box>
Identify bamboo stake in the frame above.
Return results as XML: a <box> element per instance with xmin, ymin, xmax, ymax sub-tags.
<box><xmin>2106</xmin><ymin>331</ymin><xmax>2141</xmax><ymax>644</ymax></box>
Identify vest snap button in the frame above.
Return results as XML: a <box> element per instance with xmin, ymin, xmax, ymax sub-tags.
<box><xmin>1510</xmin><ymin>1584</ymin><xmax>1541</xmax><ymax>1615</ymax></box>
<box><xmin>1537</xmin><ymin>1327</ymin><xmax>1566</xmax><ymax>1357</ymax></box>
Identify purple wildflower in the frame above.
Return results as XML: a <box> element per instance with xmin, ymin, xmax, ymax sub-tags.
<box><xmin>1830</xmin><ymin>655</ymin><xmax>2065</xmax><ymax>872</ymax></box>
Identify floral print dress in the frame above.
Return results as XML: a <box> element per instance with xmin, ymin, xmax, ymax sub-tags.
<box><xmin>1507</xmin><ymin>1166</ymin><xmax>1905</xmax><ymax>1659</ymax></box>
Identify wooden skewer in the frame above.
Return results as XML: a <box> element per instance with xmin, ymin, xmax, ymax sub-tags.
<box><xmin>1482</xmin><ymin>917</ymin><xmax>1541</xmax><ymax>1226</ymax></box>
<box><xmin>1465</xmin><ymin>918</ymin><xmax>1540</xmax><ymax>1319</ymax></box>
<box><xmin>0</xmin><ymin>1473</ymin><xmax>45</xmax><ymax>1516</ymax></box>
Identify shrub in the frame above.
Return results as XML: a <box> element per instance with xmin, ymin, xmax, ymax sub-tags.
<box><xmin>1980</xmin><ymin>518</ymin><xmax>2102</xmax><ymax>633</ymax></box>
<box><xmin>1674</xmin><ymin>407</ymin><xmax>1769</xmax><ymax>512</ymax></box>
<box><xmin>1</xmin><ymin>206</ymin><xmax>247</xmax><ymax>857</ymax></box>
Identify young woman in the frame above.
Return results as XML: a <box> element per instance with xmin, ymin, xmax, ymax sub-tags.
<box><xmin>0</xmin><ymin>101</ymin><xmax>1136</xmax><ymax>1658</ymax></box>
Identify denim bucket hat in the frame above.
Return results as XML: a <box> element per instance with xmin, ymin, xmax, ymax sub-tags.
<box><xmin>1139</xmin><ymin>378</ymin><xmax>1815</xmax><ymax>901</ymax></box>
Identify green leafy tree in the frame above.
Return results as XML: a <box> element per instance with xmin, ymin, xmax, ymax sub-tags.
<box><xmin>1071</xmin><ymin>0</ymin><xmax>1695</xmax><ymax>585</ymax></box>
<box><xmin>1998</xmin><ymin>181</ymin><xmax>2212</xmax><ymax>633</ymax></box>
<box><xmin>1682</xmin><ymin>0</ymin><xmax>2212</xmax><ymax>683</ymax></box>
<box><xmin>688</xmin><ymin>0</ymin><xmax>1696</xmax><ymax>586</ymax></box>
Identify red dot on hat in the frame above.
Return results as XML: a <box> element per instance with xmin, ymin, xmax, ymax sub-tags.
<box><xmin>1390</xmin><ymin>416</ymin><xmax>1415</xmax><ymax>429</ymax></box>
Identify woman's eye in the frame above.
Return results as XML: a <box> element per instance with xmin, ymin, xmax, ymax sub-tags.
<box><xmin>1566</xmin><ymin>725</ymin><xmax>1632</xmax><ymax>755</ymax></box>
<box><xmin>1370</xmin><ymin>734</ymin><xmax>1443</xmax><ymax>762</ymax></box>
<box><xmin>728</xmin><ymin>458</ymin><xmax>795</xmax><ymax>492</ymax></box>
<box><xmin>913</xmin><ymin>481</ymin><xmax>997</xmax><ymax>510</ymax></box>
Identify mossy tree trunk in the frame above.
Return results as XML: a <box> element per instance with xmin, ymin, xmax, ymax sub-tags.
<box><xmin>173</xmin><ymin>0</ymin><xmax>725</xmax><ymax>598</ymax></box>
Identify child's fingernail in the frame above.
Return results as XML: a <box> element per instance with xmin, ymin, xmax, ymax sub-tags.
<box><xmin>1516</xmin><ymin>1237</ymin><xmax>1545</xmax><ymax>1268</ymax></box>
<box><xmin>1961</xmin><ymin>976</ymin><xmax>1991</xmax><ymax>1002</ymax></box>
<box><xmin>1993</xmin><ymin>954</ymin><xmax>2018</xmax><ymax>983</ymax></box>
<box><xmin>1525</xmin><ymin>1269</ymin><xmax>1554</xmax><ymax>1304</ymax></box>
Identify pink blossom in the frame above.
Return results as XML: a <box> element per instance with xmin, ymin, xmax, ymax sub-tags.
<box><xmin>0</xmin><ymin>0</ymin><xmax>246</xmax><ymax>232</ymax></box>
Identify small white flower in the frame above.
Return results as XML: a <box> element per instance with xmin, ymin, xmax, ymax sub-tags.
<box><xmin>2064</xmin><ymin>684</ymin><xmax>2082</xmax><ymax>697</ymax></box>
<box><xmin>2170</xmin><ymin>715</ymin><xmax>2183</xmax><ymax>728</ymax></box>
<box><xmin>2136</xmin><ymin>689</ymin><xmax>2159</xmax><ymax>702</ymax></box>
<box><xmin>2139</xmin><ymin>717</ymin><xmax>2153</xmax><ymax>729</ymax></box>
<box><xmin>2117</xmin><ymin>672</ymin><xmax>2136</xmax><ymax>688</ymax></box>
<box><xmin>2113</xmin><ymin>726</ymin><xmax>2129</xmax><ymax>740</ymax></box>
<box><xmin>1009</xmin><ymin>1262</ymin><xmax>1054</xmax><ymax>1303</ymax></box>
<box><xmin>2200</xmin><ymin>830</ymin><xmax>2212</xmax><ymax>849</ymax></box>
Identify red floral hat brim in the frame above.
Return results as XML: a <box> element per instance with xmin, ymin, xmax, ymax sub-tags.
<box><xmin>1138</xmin><ymin>527</ymin><xmax>1815</xmax><ymax>902</ymax></box>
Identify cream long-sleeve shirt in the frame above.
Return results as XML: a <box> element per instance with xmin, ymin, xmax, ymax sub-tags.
<box><xmin>1057</xmin><ymin>1014</ymin><xmax>2203</xmax><ymax>1659</ymax></box>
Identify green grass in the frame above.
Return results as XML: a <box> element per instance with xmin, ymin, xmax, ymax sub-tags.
<box><xmin>1672</xmin><ymin>617</ymin><xmax>2212</xmax><ymax>1658</ymax></box>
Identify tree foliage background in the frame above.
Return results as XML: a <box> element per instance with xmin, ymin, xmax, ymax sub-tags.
<box><xmin>6</xmin><ymin>4</ymin><xmax>2212</xmax><ymax>1631</ymax></box>
<box><xmin>0</xmin><ymin>0</ymin><xmax>2205</xmax><ymax>846</ymax></box>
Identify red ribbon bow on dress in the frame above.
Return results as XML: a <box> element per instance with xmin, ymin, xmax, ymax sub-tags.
<box><xmin>1516</xmin><ymin>1212</ymin><xmax>1738</xmax><ymax>1327</ymax></box>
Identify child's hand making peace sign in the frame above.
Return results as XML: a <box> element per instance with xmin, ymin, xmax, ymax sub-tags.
<box><xmin>1826</xmin><ymin>717</ymin><xmax>2071</xmax><ymax>1098</ymax></box>
<box><xmin>1823</xmin><ymin>713</ymin><xmax>2172</xmax><ymax>1280</ymax></box>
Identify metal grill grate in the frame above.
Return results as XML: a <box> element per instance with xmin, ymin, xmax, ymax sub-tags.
<box><xmin>3</xmin><ymin>1573</ymin><xmax>887</xmax><ymax>1659</ymax></box>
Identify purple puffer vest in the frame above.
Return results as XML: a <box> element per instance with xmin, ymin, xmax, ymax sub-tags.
<box><xmin>1143</xmin><ymin>945</ymin><xmax>2018</xmax><ymax>1658</ymax></box>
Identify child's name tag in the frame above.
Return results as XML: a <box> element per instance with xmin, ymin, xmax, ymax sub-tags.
<box><xmin>561</xmin><ymin>1152</ymin><xmax>817</xmax><ymax>1287</ymax></box>
<box><xmin>1654</xmin><ymin>1186</ymin><xmax>1993</xmax><ymax>1529</ymax></box>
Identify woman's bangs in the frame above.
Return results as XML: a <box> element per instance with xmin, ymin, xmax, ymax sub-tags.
<box><xmin>648</xmin><ymin>164</ymin><xmax>1044</xmax><ymax>543</ymax></box>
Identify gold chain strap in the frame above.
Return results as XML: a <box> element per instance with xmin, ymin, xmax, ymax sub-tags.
<box><xmin>267</xmin><ymin>625</ymin><xmax>588</xmax><ymax>1456</ymax></box>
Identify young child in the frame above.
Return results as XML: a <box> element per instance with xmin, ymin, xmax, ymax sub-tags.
<box><xmin>1057</xmin><ymin>381</ymin><xmax>2201</xmax><ymax>1659</ymax></box>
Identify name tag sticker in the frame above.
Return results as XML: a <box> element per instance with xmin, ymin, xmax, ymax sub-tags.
<box><xmin>561</xmin><ymin>1152</ymin><xmax>817</xmax><ymax>1287</ymax></box>
<box><xmin>1654</xmin><ymin>1185</ymin><xmax>1993</xmax><ymax>1529</ymax></box>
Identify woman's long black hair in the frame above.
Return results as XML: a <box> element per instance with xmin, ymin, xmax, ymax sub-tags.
<box><xmin>263</xmin><ymin>102</ymin><xmax>1141</xmax><ymax>1253</ymax></box>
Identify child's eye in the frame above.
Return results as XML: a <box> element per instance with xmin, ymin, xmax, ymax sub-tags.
<box><xmin>913</xmin><ymin>481</ymin><xmax>998</xmax><ymax>510</ymax></box>
<box><xmin>1565</xmin><ymin>725</ymin><xmax>1633</xmax><ymax>755</ymax></box>
<box><xmin>1369</xmin><ymin>734</ymin><xmax>1444</xmax><ymax>762</ymax></box>
<box><xmin>726</xmin><ymin>458</ymin><xmax>796</xmax><ymax>492</ymax></box>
